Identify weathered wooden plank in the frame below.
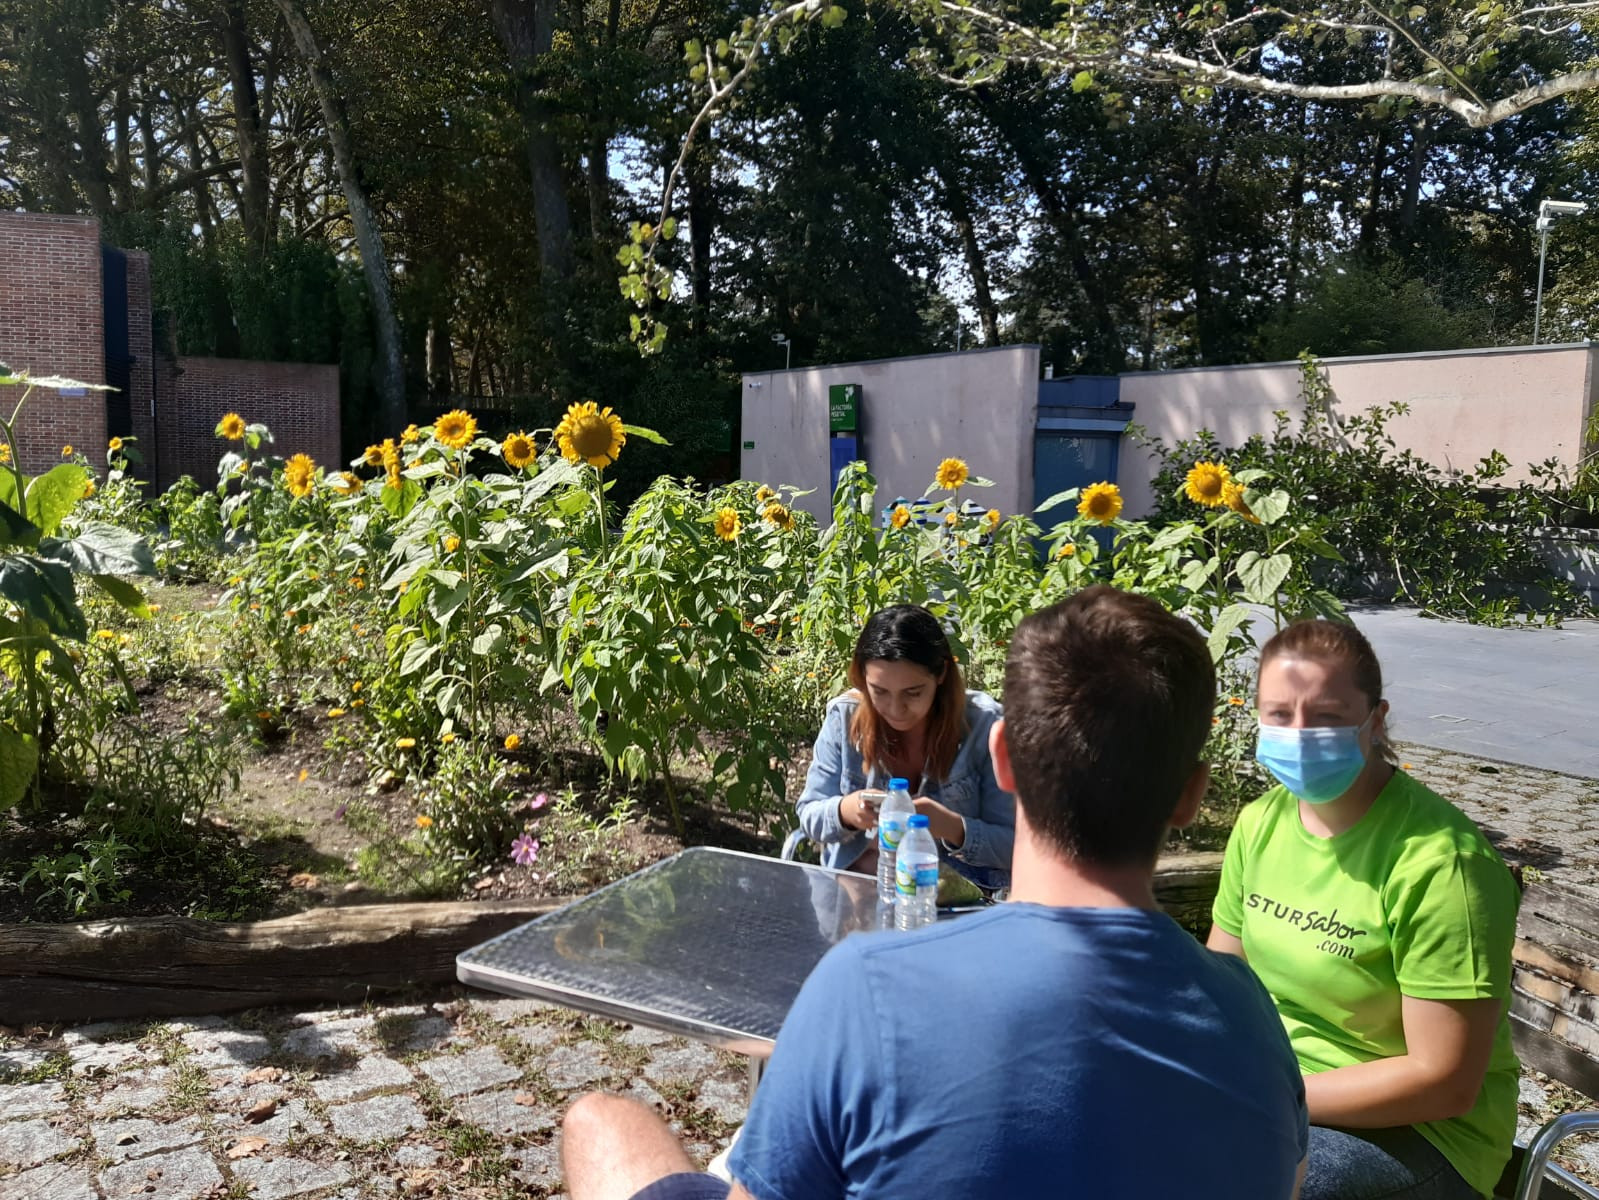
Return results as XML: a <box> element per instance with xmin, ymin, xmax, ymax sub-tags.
<box><xmin>1522</xmin><ymin>884</ymin><xmax>1599</xmax><ymax>946</ymax></box>
<box><xmin>1513</xmin><ymin>966</ymin><xmax>1599</xmax><ymax>1031</ymax></box>
<box><xmin>1511</xmin><ymin>1011</ymin><xmax>1599</xmax><ymax>1104</ymax></box>
<box><xmin>0</xmin><ymin>899</ymin><xmax>566</xmax><ymax>1025</ymax></box>
<box><xmin>1518</xmin><ymin>909</ymin><xmax>1599</xmax><ymax>970</ymax></box>
<box><xmin>1513</xmin><ymin>989</ymin><xmax>1599</xmax><ymax>1063</ymax></box>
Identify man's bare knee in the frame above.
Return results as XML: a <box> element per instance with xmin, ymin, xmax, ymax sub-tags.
<box><xmin>562</xmin><ymin>1091</ymin><xmax>696</xmax><ymax>1200</ymax></box>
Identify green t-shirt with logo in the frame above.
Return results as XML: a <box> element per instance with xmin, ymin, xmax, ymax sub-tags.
<box><xmin>1212</xmin><ymin>770</ymin><xmax>1520</xmax><ymax>1198</ymax></box>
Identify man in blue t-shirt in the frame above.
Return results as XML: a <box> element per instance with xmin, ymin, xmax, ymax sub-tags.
<box><xmin>561</xmin><ymin>586</ymin><xmax>1309</xmax><ymax>1200</ymax></box>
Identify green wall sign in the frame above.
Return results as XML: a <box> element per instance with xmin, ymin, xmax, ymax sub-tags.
<box><xmin>829</xmin><ymin>383</ymin><xmax>860</xmax><ymax>432</ymax></box>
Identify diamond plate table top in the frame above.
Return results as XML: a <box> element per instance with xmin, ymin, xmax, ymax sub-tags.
<box><xmin>457</xmin><ymin>847</ymin><xmax>885</xmax><ymax>1052</ymax></box>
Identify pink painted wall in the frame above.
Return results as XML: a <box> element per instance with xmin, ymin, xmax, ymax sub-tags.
<box><xmin>1118</xmin><ymin>345</ymin><xmax>1598</xmax><ymax>518</ymax></box>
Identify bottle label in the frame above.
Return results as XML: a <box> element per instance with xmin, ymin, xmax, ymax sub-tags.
<box><xmin>896</xmin><ymin>860</ymin><xmax>939</xmax><ymax>898</ymax></box>
<box><xmin>879</xmin><ymin>819</ymin><xmax>907</xmax><ymax>854</ymax></box>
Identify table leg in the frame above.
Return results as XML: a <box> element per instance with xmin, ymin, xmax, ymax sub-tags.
<box><xmin>747</xmin><ymin>1054</ymin><xmax>767</xmax><ymax>1103</ymax></box>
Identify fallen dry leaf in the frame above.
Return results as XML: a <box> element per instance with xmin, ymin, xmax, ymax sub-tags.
<box><xmin>472</xmin><ymin>877</ymin><xmax>495</xmax><ymax>890</ymax></box>
<box><xmin>288</xmin><ymin>872</ymin><xmax>321</xmax><ymax>890</ymax></box>
<box><xmin>242</xmin><ymin>1066</ymin><xmax>282</xmax><ymax>1085</ymax></box>
<box><xmin>512</xmin><ymin>1093</ymin><xmax>540</xmax><ymax>1107</ymax></box>
<box><xmin>244</xmin><ymin>1098</ymin><xmax>279</xmax><ymax>1123</ymax></box>
<box><xmin>226</xmin><ymin>1137</ymin><xmax>268</xmax><ymax>1160</ymax></box>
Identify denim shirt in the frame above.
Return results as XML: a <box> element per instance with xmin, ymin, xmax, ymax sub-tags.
<box><xmin>795</xmin><ymin>689</ymin><xmax>1014</xmax><ymax>888</ymax></box>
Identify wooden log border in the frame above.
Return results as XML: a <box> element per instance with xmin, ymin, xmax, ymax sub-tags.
<box><xmin>0</xmin><ymin>852</ymin><xmax>1227</xmax><ymax>1027</ymax></box>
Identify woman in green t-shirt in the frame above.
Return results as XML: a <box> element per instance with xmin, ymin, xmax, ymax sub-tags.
<box><xmin>1208</xmin><ymin>619</ymin><xmax>1520</xmax><ymax>1200</ymax></box>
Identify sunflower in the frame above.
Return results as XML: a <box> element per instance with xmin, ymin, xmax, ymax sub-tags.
<box><xmin>553</xmin><ymin>401</ymin><xmax>627</xmax><ymax>468</ymax></box>
<box><xmin>82</xmin><ymin>479</ymin><xmax>96</xmax><ymax>499</ymax></box>
<box><xmin>755</xmin><ymin>485</ymin><xmax>776</xmax><ymax>504</ymax></box>
<box><xmin>284</xmin><ymin>453</ymin><xmax>316</xmax><ymax>498</ymax></box>
<box><xmin>0</xmin><ymin>444</ymin><xmax>11</xmax><ymax>464</ymax></box>
<box><xmin>504</xmin><ymin>733</ymin><xmax>522</xmax><ymax>751</ymax></box>
<box><xmin>401</xmin><ymin>423</ymin><xmax>421</xmax><ymax>445</ymax></box>
<box><xmin>986</xmin><ymin>508</ymin><xmax>1001</xmax><ymax>529</ymax></box>
<box><xmin>108</xmin><ymin>436</ymin><xmax>123</xmax><ymax>452</ymax></box>
<box><xmin>1184</xmin><ymin>461</ymin><xmax>1232</xmax><ymax>508</ymax></box>
<box><xmin>945</xmin><ymin>510</ymin><xmax>959</xmax><ymax>526</ymax></box>
<box><xmin>397</xmin><ymin>737</ymin><xmax>417</xmax><ymax>749</ymax></box>
<box><xmin>890</xmin><ymin>505</ymin><xmax>911</xmax><ymax>530</ymax></box>
<box><xmin>444</xmin><ymin>535</ymin><xmax>460</xmax><ymax>553</ymax></box>
<box><xmin>713</xmin><ymin>507</ymin><xmax>741</xmax><ymax>541</ymax></box>
<box><xmin>61</xmin><ymin>445</ymin><xmax>73</xmax><ymax>457</ymax></box>
<box><xmin>1077</xmin><ymin>481</ymin><xmax>1123</xmax><ymax>525</ymax></box>
<box><xmin>331</xmin><ymin>471</ymin><xmax>361</xmax><ymax>495</ymax></box>
<box><xmin>219</xmin><ymin>413</ymin><xmax>247</xmax><ymax>441</ymax></box>
<box><xmin>435</xmin><ymin>408</ymin><xmax>478</xmax><ymax>450</ymax></box>
<box><xmin>502</xmin><ymin>431</ymin><xmax>537</xmax><ymax>469</ymax></box>
<box><xmin>1222</xmin><ymin>480</ymin><xmax>1259</xmax><ymax>522</ymax></box>
<box><xmin>762</xmin><ymin>502</ymin><xmax>794</xmax><ymax>531</ymax></box>
<box><xmin>363</xmin><ymin>443</ymin><xmax>386</xmax><ymax>468</ymax></box>
<box><xmin>935</xmin><ymin>457</ymin><xmax>969</xmax><ymax>490</ymax></box>
<box><xmin>415</xmin><ymin>814</ymin><xmax>433</xmax><ymax>829</ymax></box>
<box><xmin>1057</xmin><ymin>542</ymin><xmax>1076</xmax><ymax>558</ymax></box>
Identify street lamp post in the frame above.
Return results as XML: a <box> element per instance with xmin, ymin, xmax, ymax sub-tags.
<box><xmin>772</xmin><ymin>332</ymin><xmax>792</xmax><ymax>370</ymax></box>
<box><xmin>1534</xmin><ymin>199</ymin><xmax>1588</xmax><ymax>345</ymax></box>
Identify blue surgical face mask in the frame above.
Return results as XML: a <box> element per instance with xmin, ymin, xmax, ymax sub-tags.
<box><xmin>1255</xmin><ymin>712</ymin><xmax>1375</xmax><ymax>805</ymax></box>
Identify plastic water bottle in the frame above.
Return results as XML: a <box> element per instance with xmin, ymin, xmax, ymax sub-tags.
<box><xmin>895</xmin><ymin>815</ymin><xmax>939</xmax><ymax>931</ymax></box>
<box><xmin>877</xmin><ymin>777</ymin><xmax>915</xmax><ymax>905</ymax></box>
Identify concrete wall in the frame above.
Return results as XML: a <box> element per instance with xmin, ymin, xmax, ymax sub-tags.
<box><xmin>165</xmin><ymin>358</ymin><xmax>341</xmax><ymax>489</ymax></box>
<box><xmin>0</xmin><ymin>212</ymin><xmax>107</xmax><ymax>476</ymax></box>
<box><xmin>741</xmin><ymin>345</ymin><xmax>1041</xmax><ymax>522</ymax></box>
<box><xmin>1118</xmin><ymin>344</ymin><xmax>1598</xmax><ymax>518</ymax></box>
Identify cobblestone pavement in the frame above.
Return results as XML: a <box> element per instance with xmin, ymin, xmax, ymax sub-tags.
<box><xmin>6</xmin><ymin>743</ymin><xmax>1599</xmax><ymax>1199</ymax></box>
<box><xmin>0</xmin><ymin>996</ymin><xmax>746</xmax><ymax>1200</ymax></box>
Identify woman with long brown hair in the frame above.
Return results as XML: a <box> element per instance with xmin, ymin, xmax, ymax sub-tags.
<box><xmin>795</xmin><ymin>604</ymin><xmax>1014</xmax><ymax>890</ymax></box>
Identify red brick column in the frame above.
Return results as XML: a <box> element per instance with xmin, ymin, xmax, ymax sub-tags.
<box><xmin>124</xmin><ymin>250</ymin><xmax>156</xmax><ymax>485</ymax></box>
<box><xmin>0</xmin><ymin>212</ymin><xmax>107</xmax><ymax>476</ymax></box>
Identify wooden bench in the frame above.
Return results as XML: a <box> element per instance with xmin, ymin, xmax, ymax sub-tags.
<box><xmin>1496</xmin><ymin>881</ymin><xmax>1599</xmax><ymax>1199</ymax></box>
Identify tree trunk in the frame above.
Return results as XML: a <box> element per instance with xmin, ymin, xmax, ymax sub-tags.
<box><xmin>1398</xmin><ymin>117</ymin><xmax>1431</xmax><ymax>236</ymax></box>
<box><xmin>273</xmin><ymin>0</ymin><xmax>407</xmax><ymax>434</ymax></box>
<box><xmin>491</xmin><ymin>0</ymin><xmax>574</xmax><ymax>280</ymax></box>
<box><xmin>588</xmin><ymin>134</ymin><xmax>611</xmax><ymax>242</ymax></box>
<box><xmin>219</xmin><ymin>0</ymin><xmax>273</xmax><ymax>251</ymax></box>
<box><xmin>137</xmin><ymin>94</ymin><xmax>161</xmax><ymax>193</ymax></box>
<box><xmin>936</xmin><ymin>160</ymin><xmax>999</xmax><ymax>346</ymax></box>
<box><xmin>685</xmin><ymin>137</ymin><xmax>714</xmax><ymax>338</ymax></box>
<box><xmin>427</xmin><ymin>311</ymin><xmax>453</xmax><ymax>401</ymax></box>
<box><xmin>113</xmin><ymin>83</ymin><xmax>135</xmax><ymax>211</ymax></box>
<box><xmin>1359</xmin><ymin>127</ymin><xmax>1389</xmax><ymax>253</ymax></box>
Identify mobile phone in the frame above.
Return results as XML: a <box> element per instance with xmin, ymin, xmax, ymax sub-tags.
<box><xmin>859</xmin><ymin>789</ymin><xmax>886</xmax><ymax>814</ymax></box>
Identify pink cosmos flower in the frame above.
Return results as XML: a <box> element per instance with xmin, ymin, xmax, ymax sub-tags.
<box><xmin>529</xmin><ymin>793</ymin><xmax>549</xmax><ymax>812</ymax></box>
<box><xmin>511</xmin><ymin>834</ymin><xmax>540</xmax><ymax>866</ymax></box>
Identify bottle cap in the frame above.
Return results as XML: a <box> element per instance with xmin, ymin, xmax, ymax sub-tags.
<box><xmin>888</xmin><ymin>777</ymin><xmax>909</xmax><ymax>790</ymax></box>
<box><xmin>908</xmin><ymin>814</ymin><xmax>930</xmax><ymax>828</ymax></box>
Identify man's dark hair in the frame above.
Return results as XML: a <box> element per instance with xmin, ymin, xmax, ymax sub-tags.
<box><xmin>1003</xmin><ymin>586</ymin><xmax>1216</xmax><ymax>866</ymax></box>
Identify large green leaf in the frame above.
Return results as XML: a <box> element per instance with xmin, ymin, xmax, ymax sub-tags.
<box><xmin>26</xmin><ymin>464</ymin><xmax>88</xmax><ymax>537</ymax></box>
<box><xmin>621</xmin><ymin>424</ymin><xmax>670</xmax><ymax>445</ymax></box>
<box><xmin>90</xmin><ymin>574</ymin><xmax>152</xmax><ymax>617</ymax></box>
<box><xmin>0</xmin><ymin>724</ymin><xmax>39</xmax><ymax>810</ymax></box>
<box><xmin>0</xmin><ymin>556</ymin><xmax>86</xmax><ymax>639</ymax></box>
<box><xmin>1205</xmin><ymin>603</ymin><xmax>1256</xmax><ymax>665</ymax></box>
<box><xmin>39</xmin><ymin>522</ymin><xmax>155</xmax><ymax>576</ymax></box>
<box><xmin>1236</xmin><ymin>550</ymin><xmax>1293</xmax><ymax>605</ymax></box>
<box><xmin>0</xmin><ymin>499</ymin><xmax>39</xmax><ymax>549</ymax></box>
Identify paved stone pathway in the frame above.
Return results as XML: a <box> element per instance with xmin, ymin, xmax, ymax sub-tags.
<box><xmin>0</xmin><ymin>997</ymin><xmax>746</xmax><ymax>1200</ymax></box>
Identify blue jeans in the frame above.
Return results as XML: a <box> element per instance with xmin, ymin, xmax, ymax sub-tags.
<box><xmin>1305</xmin><ymin>1125</ymin><xmax>1482</xmax><ymax>1200</ymax></box>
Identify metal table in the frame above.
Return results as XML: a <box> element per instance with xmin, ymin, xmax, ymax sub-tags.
<box><xmin>456</xmin><ymin>846</ymin><xmax>888</xmax><ymax>1060</ymax></box>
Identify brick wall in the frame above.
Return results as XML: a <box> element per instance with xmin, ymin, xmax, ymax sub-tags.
<box><xmin>124</xmin><ymin>250</ymin><xmax>156</xmax><ymax>485</ymax></box>
<box><xmin>163</xmin><ymin>357</ymin><xmax>341</xmax><ymax>489</ymax></box>
<box><xmin>0</xmin><ymin>212</ymin><xmax>107</xmax><ymax>476</ymax></box>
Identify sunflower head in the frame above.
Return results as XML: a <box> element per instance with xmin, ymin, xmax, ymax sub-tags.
<box><xmin>890</xmin><ymin>505</ymin><xmax>911</xmax><ymax>530</ymax></box>
<box><xmin>108</xmin><ymin>436</ymin><xmax>124</xmax><ymax>452</ymax></box>
<box><xmin>986</xmin><ymin>508</ymin><xmax>1001</xmax><ymax>529</ymax></box>
<box><xmin>713</xmin><ymin>507</ymin><xmax>741</xmax><ymax>541</ymax></box>
<box><xmin>762</xmin><ymin>502</ymin><xmax>794</xmax><ymax>531</ymax></box>
<box><xmin>945</xmin><ymin>510</ymin><xmax>959</xmax><ymax>526</ymax></box>
<box><xmin>1057</xmin><ymin>542</ymin><xmax>1076</xmax><ymax>558</ymax></box>
<box><xmin>82</xmin><ymin>478</ymin><xmax>96</xmax><ymax>499</ymax></box>
<box><xmin>935</xmin><ymin>457</ymin><xmax>969</xmax><ymax>490</ymax></box>
<box><xmin>555</xmin><ymin>401</ymin><xmax>626</xmax><ymax>468</ymax></box>
<box><xmin>284</xmin><ymin>453</ymin><xmax>317</xmax><ymax>498</ymax></box>
<box><xmin>502</xmin><ymin>431</ymin><xmax>537</xmax><ymax>469</ymax></box>
<box><xmin>755</xmin><ymin>485</ymin><xmax>776</xmax><ymax>504</ymax></box>
<box><xmin>1077</xmin><ymin>481</ymin><xmax>1123</xmax><ymax>525</ymax></box>
<box><xmin>218</xmin><ymin>413</ymin><xmax>247</xmax><ymax>441</ymax></box>
<box><xmin>1222</xmin><ymin>480</ymin><xmax>1261</xmax><ymax>523</ymax></box>
<box><xmin>331</xmin><ymin>471</ymin><xmax>361</xmax><ymax>495</ymax></box>
<box><xmin>401</xmin><ymin>423</ymin><xmax>421</xmax><ymax>445</ymax></box>
<box><xmin>435</xmin><ymin>409</ymin><xmax>479</xmax><ymax>450</ymax></box>
<box><xmin>0</xmin><ymin>444</ymin><xmax>11</xmax><ymax>464</ymax></box>
<box><xmin>1184</xmin><ymin>461</ymin><xmax>1232</xmax><ymax>508</ymax></box>
<box><xmin>363</xmin><ymin>443</ymin><xmax>385</xmax><ymax>467</ymax></box>
<box><xmin>444</xmin><ymin>535</ymin><xmax>461</xmax><ymax>553</ymax></box>
<box><xmin>61</xmin><ymin>445</ymin><xmax>73</xmax><ymax>458</ymax></box>
<box><xmin>379</xmin><ymin>438</ymin><xmax>400</xmax><ymax>469</ymax></box>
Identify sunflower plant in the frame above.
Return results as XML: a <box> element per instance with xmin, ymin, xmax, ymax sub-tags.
<box><xmin>0</xmin><ymin>366</ymin><xmax>157</xmax><ymax>808</ymax></box>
